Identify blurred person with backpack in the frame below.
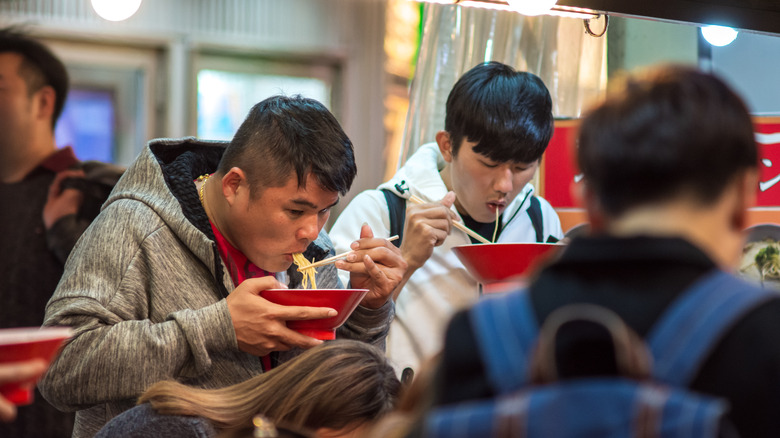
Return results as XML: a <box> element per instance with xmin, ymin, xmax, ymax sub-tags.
<box><xmin>405</xmin><ymin>65</ymin><xmax>780</xmax><ymax>437</ymax></box>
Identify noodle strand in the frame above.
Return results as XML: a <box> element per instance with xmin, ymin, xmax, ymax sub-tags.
<box><xmin>491</xmin><ymin>207</ymin><xmax>500</xmax><ymax>243</ymax></box>
<box><xmin>292</xmin><ymin>253</ymin><xmax>317</xmax><ymax>289</ymax></box>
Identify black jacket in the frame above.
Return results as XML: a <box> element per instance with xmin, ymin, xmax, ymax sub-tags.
<box><xmin>429</xmin><ymin>236</ymin><xmax>780</xmax><ymax>438</ymax></box>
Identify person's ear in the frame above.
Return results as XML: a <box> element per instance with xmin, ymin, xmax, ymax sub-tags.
<box><xmin>731</xmin><ymin>169</ymin><xmax>758</xmax><ymax>232</ymax></box>
<box><xmin>580</xmin><ymin>182</ymin><xmax>606</xmax><ymax>232</ymax></box>
<box><xmin>436</xmin><ymin>131</ymin><xmax>454</xmax><ymax>163</ymax></box>
<box><xmin>570</xmin><ymin>176</ymin><xmax>585</xmax><ymax>209</ymax></box>
<box><xmin>221</xmin><ymin>167</ymin><xmax>247</xmax><ymax>206</ymax></box>
<box><xmin>35</xmin><ymin>86</ymin><xmax>56</xmax><ymax>124</ymax></box>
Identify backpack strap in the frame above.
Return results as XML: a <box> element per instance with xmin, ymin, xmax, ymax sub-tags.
<box><xmin>526</xmin><ymin>195</ymin><xmax>544</xmax><ymax>243</ymax></box>
<box><xmin>647</xmin><ymin>270</ymin><xmax>775</xmax><ymax>386</ymax></box>
<box><xmin>469</xmin><ymin>271</ymin><xmax>776</xmax><ymax>395</ymax></box>
<box><xmin>469</xmin><ymin>290</ymin><xmax>538</xmax><ymax>395</ymax></box>
<box><xmin>381</xmin><ymin>189</ymin><xmax>405</xmax><ymax>248</ymax></box>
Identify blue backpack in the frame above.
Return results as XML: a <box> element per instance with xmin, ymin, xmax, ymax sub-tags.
<box><xmin>423</xmin><ymin>271</ymin><xmax>773</xmax><ymax>437</ymax></box>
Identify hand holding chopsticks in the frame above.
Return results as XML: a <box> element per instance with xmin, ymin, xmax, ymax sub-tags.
<box><xmin>298</xmin><ymin>235</ymin><xmax>400</xmax><ymax>271</ymax></box>
<box><xmin>406</xmin><ymin>194</ymin><xmax>492</xmax><ymax>244</ymax></box>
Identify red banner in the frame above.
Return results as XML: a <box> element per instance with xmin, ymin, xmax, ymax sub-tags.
<box><xmin>542</xmin><ymin>117</ymin><xmax>780</xmax><ymax>208</ymax></box>
<box><xmin>541</xmin><ymin>119</ymin><xmax>581</xmax><ymax>208</ymax></box>
<box><xmin>755</xmin><ymin>117</ymin><xmax>780</xmax><ymax>207</ymax></box>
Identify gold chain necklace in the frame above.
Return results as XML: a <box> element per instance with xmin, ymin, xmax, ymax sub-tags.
<box><xmin>196</xmin><ymin>174</ymin><xmax>210</xmax><ymax>207</ymax></box>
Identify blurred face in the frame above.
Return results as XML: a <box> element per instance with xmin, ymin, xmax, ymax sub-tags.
<box><xmin>0</xmin><ymin>53</ymin><xmax>36</xmax><ymax>152</ymax></box>
<box><xmin>222</xmin><ymin>170</ymin><xmax>339</xmax><ymax>273</ymax></box>
<box><xmin>442</xmin><ymin>136</ymin><xmax>539</xmax><ymax>223</ymax></box>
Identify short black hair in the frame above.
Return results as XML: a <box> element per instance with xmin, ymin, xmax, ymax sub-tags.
<box><xmin>0</xmin><ymin>26</ymin><xmax>69</xmax><ymax>128</ymax></box>
<box><xmin>577</xmin><ymin>65</ymin><xmax>758</xmax><ymax>217</ymax></box>
<box><xmin>218</xmin><ymin>95</ymin><xmax>357</xmax><ymax>197</ymax></box>
<box><xmin>445</xmin><ymin>61</ymin><xmax>553</xmax><ymax>163</ymax></box>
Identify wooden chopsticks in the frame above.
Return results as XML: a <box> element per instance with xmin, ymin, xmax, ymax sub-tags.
<box><xmin>297</xmin><ymin>236</ymin><xmax>400</xmax><ymax>271</ymax></box>
<box><xmin>406</xmin><ymin>194</ymin><xmax>492</xmax><ymax>244</ymax></box>
<box><xmin>300</xmin><ymin>193</ymin><xmax>492</xmax><ymax>273</ymax></box>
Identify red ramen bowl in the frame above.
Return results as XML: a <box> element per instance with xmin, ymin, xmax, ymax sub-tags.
<box><xmin>0</xmin><ymin>327</ymin><xmax>73</xmax><ymax>405</ymax></box>
<box><xmin>260</xmin><ymin>289</ymin><xmax>369</xmax><ymax>340</ymax></box>
<box><xmin>453</xmin><ymin>243</ymin><xmax>562</xmax><ymax>284</ymax></box>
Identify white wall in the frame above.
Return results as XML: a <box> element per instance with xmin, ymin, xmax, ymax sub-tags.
<box><xmin>607</xmin><ymin>15</ymin><xmax>780</xmax><ymax>116</ymax></box>
<box><xmin>712</xmin><ymin>31</ymin><xmax>780</xmax><ymax>115</ymax></box>
<box><xmin>607</xmin><ymin>16</ymin><xmax>698</xmax><ymax>77</ymax></box>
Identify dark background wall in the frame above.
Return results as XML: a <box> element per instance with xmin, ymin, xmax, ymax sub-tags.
<box><xmin>558</xmin><ymin>0</ymin><xmax>780</xmax><ymax>36</ymax></box>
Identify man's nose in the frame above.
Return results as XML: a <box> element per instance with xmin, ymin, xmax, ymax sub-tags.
<box><xmin>297</xmin><ymin>214</ymin><xmax>320</xmax><ymax>242</ymax></box>
<box><xmin>493</xmin><ymin>166</ymin><xmax>514</xmax><ymax>194</ymax></box>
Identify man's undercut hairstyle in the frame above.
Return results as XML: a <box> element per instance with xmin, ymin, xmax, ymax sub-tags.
<box><xmin>0</xmin><ymin>26</ymin><xmax>69</xmax><ymax>128</ymax></box>
<box><xmin>219</xmin><ymin>95</ymin><xmax>357</xmax><ymax>197</ymax></box>
<box><xmin>445</xmin><ymin>61</ymin><xmax>554</xmax><ymax>164</ymax></box>
<box><xmin>577</xmin><ymin>65</ymin><xmax>758</xmax><ymax>217</ymax></box>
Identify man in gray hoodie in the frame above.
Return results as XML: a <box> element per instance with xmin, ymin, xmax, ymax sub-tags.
<box><xmin>39</xmin><ymin>95</ymin><xmax>406</xmax><ymax>437</ymax></box>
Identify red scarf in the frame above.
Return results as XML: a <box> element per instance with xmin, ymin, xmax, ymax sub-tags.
<box><xmin>208</xmin><ymin>211</ymin><xmax>274</xmax><ymax>371</ymax></box>
<box><xmin>210</xmin><ymin>222</ymin><xmax>272</xmax><ymax>285</ymax></box>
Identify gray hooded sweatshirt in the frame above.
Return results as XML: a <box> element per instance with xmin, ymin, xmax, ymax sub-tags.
<box><xmin>38</xmin><ymin>138</ymin><xmax>394</xmax><ymax>438</ymax></box>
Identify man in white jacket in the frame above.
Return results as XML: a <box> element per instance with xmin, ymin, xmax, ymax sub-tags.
<box><xmin>329</xmin><ymin>62</ymin><xmax>562</xmax><ymax>377</ymax></box>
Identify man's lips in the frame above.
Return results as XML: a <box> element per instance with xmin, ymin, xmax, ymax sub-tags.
<box><xmin>487</xmin><ymin>201</ymin><xmax>506</xmax><ymax>213</ymax></box>
<box><xmin>286</xmin><ymin>247</ymin><xmax>310</xmax><ymax>256</ymax></box>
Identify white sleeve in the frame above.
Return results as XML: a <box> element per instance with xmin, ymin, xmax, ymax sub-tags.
<box><xmin>537</xmin><ymin>196</ymin><xmax>564</xmax><ymax>241</ymax></box>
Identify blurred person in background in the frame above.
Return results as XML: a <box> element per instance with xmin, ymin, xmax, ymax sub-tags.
<box><xmin>0</xmin><ymin>26</ymin><xmax>123</xmax><ymax>438</ymax></box>
<box><xmin>329</xmin><ymin>61</ymin><xmax>562</xmax><ymax>379</ymax></box>
<box><xmin>409</xmin><ymin>65</ymin><xmax>780</xmax><ymax>438</ymax></box>
<box><xmin>94</xmin><ymin>340</ymin><xmax>400</xmax><ymax>438</ymax></box>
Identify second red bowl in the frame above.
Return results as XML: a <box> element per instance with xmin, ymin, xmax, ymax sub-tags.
<box><xmin>453</xmin><ymin>242</ymin><xmax>562</xmax><ymax>284</ymax></box>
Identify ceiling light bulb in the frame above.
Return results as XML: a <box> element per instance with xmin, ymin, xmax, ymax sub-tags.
<box><xmin>91</xmin><ymin>0</ymin><xmax>142</xmax><ymax>22</ymax></box>
<box><xmin>701</xmin><ymin>25</ymin><xmax>738</xmax><ymax>47</ymax></box>
<box><xmin>506</xmin><ymin>0</ymin><xmax>558</xmax><ymax>16</ymax></box>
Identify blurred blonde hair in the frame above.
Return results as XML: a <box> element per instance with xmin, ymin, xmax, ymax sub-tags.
<box><xmin>139</xmin><ymin>340</ymin><xmax>400</xmax><ymax>433</ymax></box>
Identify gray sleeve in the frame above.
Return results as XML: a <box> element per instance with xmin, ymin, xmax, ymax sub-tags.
<box><xmin>337</xmin><ymin>300</ymin><xmax>395</xmax><ymax>351</ymax></box>
<box><xmin>38</xmin><ymin>201</ymin><xmax>236</xmax><ymax>412</ymax></box>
